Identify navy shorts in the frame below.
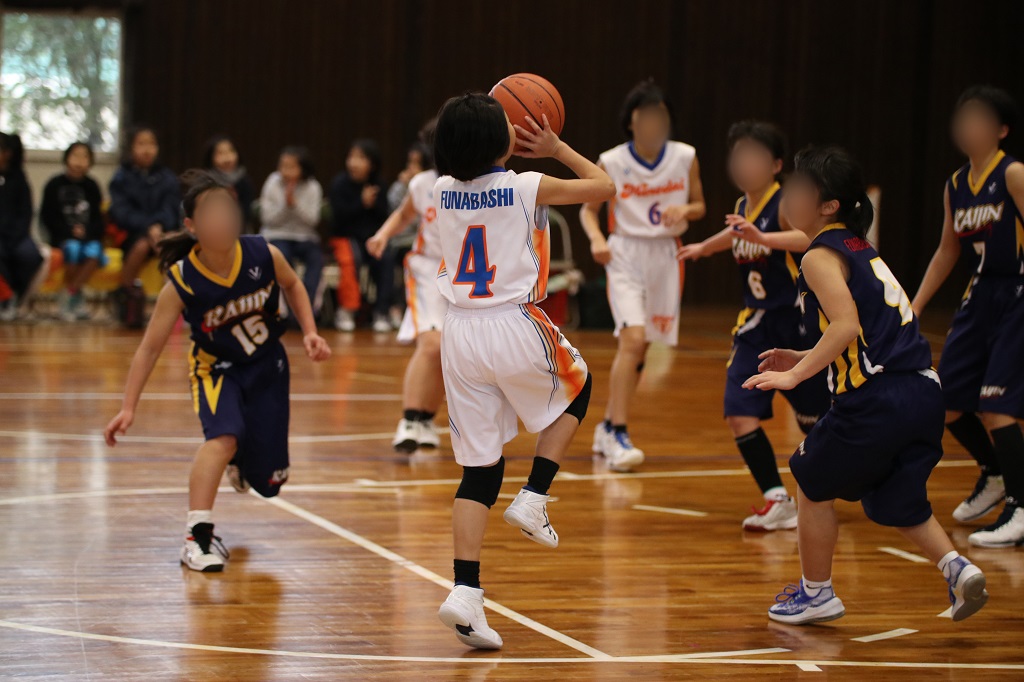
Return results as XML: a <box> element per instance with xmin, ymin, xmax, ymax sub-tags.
<box><xmin>725</xmin><ymin>306</ymin><xmax>831</xmax><ymax>431</ymax></box>
<box><xmin>938</xmin><ymin>275</ymin><xmax>1024</xmax><ymax>419</ymax></box>
<box><xmin>191</xmin><ymin>341</ymin><xmax>291</xmax><ymax>497</ymax></box>
<box><xmin>791</xmin><ymin>370</ymin><xmax>944</xmax><ymax>527</ymax></box>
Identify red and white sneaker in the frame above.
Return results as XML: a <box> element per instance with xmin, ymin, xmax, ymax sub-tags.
<box><xmin>743</xmin><ymin>497</ymin><xmax>798</xmax><ymax>531</ymax></box>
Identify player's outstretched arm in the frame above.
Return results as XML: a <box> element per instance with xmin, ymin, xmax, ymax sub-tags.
<box><xmin>678</xmin><ymin>226</ymin><xmax>737</xmax><ymax>261</ymax></box>
<box><xmin>743</xmin><ymin>247</ymin><xmax>859</xmax><ymax>393</ymax></box>
<box><xmin>514</xmin><ymin>115</ymin><xmax>616</xmax><ymax>207</ymax></box>
<box><xmin>269</xmin><ymin>245</ymin><xmax>331</xmax><ymax>362</ymax></box>
<box><xmin>578</xmin><ymin>164</ymin><xmax>612</xmax><ymax>265</ymax></box>
<box><xmin>367</xmin><ymin>193</ymin><xmax>418</xmax><ymax>260</ymax></box>
<box><xmin>725</xmin><ymin>214</ymin><xmax>811</xmax><ymax>253</ymax></box>
<box><xmin>911</xmin><ymin>185</ymin><xmax>959</xmax><ymax>316</ymax></box>
<box><xmin>104</xmin><ymin>283</ymin><xmax>184</xmax><ymax>446</ymax></box>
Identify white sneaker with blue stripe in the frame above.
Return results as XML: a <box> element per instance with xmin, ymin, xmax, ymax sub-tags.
<box><xmin>768</xmin><ymin>580</ymin><xmax>845</xmax><ymax>625</ymax></box>
<box><xmin>605</xmin><ymin>430</ymin><xmax>644</xmax><ymax>472</ymax></box>
<box><xmin>945</xmin><ymin>556</ymin><xmax>988</xmax><ymax>622</ymax></box>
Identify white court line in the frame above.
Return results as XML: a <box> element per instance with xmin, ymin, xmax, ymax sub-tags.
<box><xmin>257</xmin><ymin>492</ymin><xmax>613</xmax><ymax>660</ymax></box>
<box><xmin>0</xmin><ymin>392</ymin><xmax>401</xmax><ymax>401</ymax></box>
<box><xmin>937</xmin><ymin>606</ymin><xmax>954</xmax><ymax>619</ymax></box>
<box><xmin>0</xmin><ymin>429</ymin><xmax>420</xmax><ymax>445</ymax></box>
<box><xmin>1</xmin><ymin>620</ymin><xmax>1022</xmax><ymax>671</ymax></box>
<box><xmin>878</xmin><ymin>547</ymin><xmax>930</xmax><ymax>564</ymax></box>
<box><xmin>0</xmin><ymin>484</ymin><xmax>400</xmax><ymax>507</ymax></box>
<box><xmin>632</xmin><ymin>504</ymin><xmax>708</xmax><ymax>518</ymax></box>
<box><xmin>852</xmin><ymin>628</ymin><xmax>918</xmax><ymax>643</ymax></box>
<box><xmin>796</xmin><ymin>662</ymin><xmax>822</xmax><ymax>671</ymax></box>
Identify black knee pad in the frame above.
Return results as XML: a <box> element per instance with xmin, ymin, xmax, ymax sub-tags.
<box><xmin>564</xmin><ymin>373</ymin><xmax>593</xmax><ymax>423</ymax></box>
<box><xmin>455</xmin><ymin>456</ymin><xmax>505</xmax><ymax>508</ymax></box>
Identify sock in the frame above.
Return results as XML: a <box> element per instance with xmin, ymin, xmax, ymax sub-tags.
<box><xmin>419</xmin><ymin>411</ymin><xmax>435</xmax><ymax>423</ymax></box>
<box><xmin>801</xmin><ymin>576</ymin><xmax>831</xmax><ymax>597</ymax></box>
<box><xmin>186</xmin><ymin>509</ymin><xmax>212</xmax><ymax>532</ymax></box>
<box><xmin>612</xmin><ymin>423</ymin><xmax>627</xmax><ymax>434</ymax></box>
<box><xmin>403</xmin><ymin>409</ymin><xmax>421</xmax><ymax>422</ymax></box>
<box><xmin>736</xmin><ymin>428</ymin><xmax>785</xmax><ymax>495</ymax></box>
<box><xmin>763</xmin><ymin>485</ymin><xmax>789</xmax><ymax>502</ymax></box>
<box><xmin>602</xmin><ymin>419</ymin><xmax>612</xmax><ymax>430</ymax></box>
<box><xmin>937</xmin><ymin>550</ymin><xmax>961</xmax><ymax>581</ymax></box>
<box><xmin>947</xmin><ymin>413</ymin><xmax>1000</xmax><ymax>474</ymax></box>
<box><xmin>454</xmin><ymin>559</ymin><xmax>480</xmax><ymax>589</ymax></box>
<box><xmin>524</xmin><ymin>456</ymin><xmax>560</xmax><ymax>495</ymax></box>
<box><xmin>991</xmin><ymin>424</ymin><xmax>1024</xmax><ymax>504</ymax></box>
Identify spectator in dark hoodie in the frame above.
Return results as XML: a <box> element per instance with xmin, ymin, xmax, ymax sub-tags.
<box><xmin>329</xmin><ymin>138</ymin><xmax>392</xmax><ymax>332</ymax></box>
<box><xmin>203</xmin><ymin>134</ymin><xmax>255</xmax><ymax>231</ymax></box>
<box><xmin>108</xmin><ymin>125</ymin><xmax>180</xmax><ymax>295</ymax></box>
<box><xmin>40</xmin><ymin>141</ymin><xmax>107</xmax><ymax>320</ymax></box>
<box><xmin>0</xmin><ymin>132</ymin><xmax>44</xmax><ymax>322</ymax></box>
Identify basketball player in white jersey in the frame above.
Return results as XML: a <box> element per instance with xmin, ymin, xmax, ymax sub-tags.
<box><xmin>430</xmin><ymin>93</ymin><xmax>614</xmax><ymax>650</ymax></box>
<box><xmin>367</xmin><ymin>123</ymin><xmax>446</xmax><ymax>453</ymax></box>
<box><xmin>580</xmin><ymin>80</ymin><xmax>706</xmax><ymax>471</ymax></box>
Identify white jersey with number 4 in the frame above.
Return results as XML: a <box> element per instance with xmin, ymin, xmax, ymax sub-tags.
<box><xmin>434</xmin><ymin>169</ymin><xmax>550</xmax><ymax>308</ymax></box>
<box><xmin>599</xmin><ymin>141</ymin><xmax>695</xmax><ymax>239</ymax></box>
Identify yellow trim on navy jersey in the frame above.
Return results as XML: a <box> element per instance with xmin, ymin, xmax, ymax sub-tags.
<box><xmin>784</xmin><ymin>251</ymin><xmax>799</xmax><ymax>283</ymax></box>
<box><xmin>1016</xmin><ymin>217</ymin><xmax>1024</xmax><ymax>261</ymax></box>
<box><xmin>188</xmin><ymin>241</ymin><xmax>243</xmax><ymax>288</ymax></box>
<box><xmin>189</xmin><ymin>343</ymin><xmax>223</xmax><ymax>415</ymax></box>
<box><xmin>951</xmin><ymin>168</ymin><xmax>963</xmax><ymax>191</ymax></box>
<box><xmin>733</xmin><ymin>196</ymin><xmax>744</xmax><ymax>213</ymax></box>
<box><xmin>967</xmin><ymin>150</ymin><xmax>1006</xmax><ymax>196</ymax></box>
<box><xmin>731</xmin><ymin>307</ymin><xmax>755</xmax><ymax>335</ymax></box>
<box><xmin>744</xmin><ymin>182</ymin><xmax>781</xmax><ymax>222</ymax></box>
<box><xmin>169</xmin><ymin>262</ymin><xmax>194</xmax><ymax>295</ymax></box>
<box><xmin>813</xmin><ymin>223</ymin><xmax>846</xmax><ymax>239</ymax></box>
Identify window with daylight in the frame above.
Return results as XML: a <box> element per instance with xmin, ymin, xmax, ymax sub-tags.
<box><xmin>0</xmin><ymin>11</ymin><xmax>122</xmax><ymax>152</ymax></box>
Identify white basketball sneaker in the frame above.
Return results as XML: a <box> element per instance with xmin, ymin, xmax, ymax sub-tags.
<box><xmin>944</xmin><ymin>556</ymin><xmax>988</xmax><ymax>622</ymax></box>
<box><xmin>743</xmin><ymin>497</ymin><xmax>799</xmax><ymax>531</ymax></box>
<box><xmin>180</xmin><ymin>523</ymin><xmax>229</xmax><ymax>573</ymax></box>
<box><xmin>953</xmin><ymin>473</ymin><xmax>1005</xmax><ymax>523</ymax></box>
<box><xmin>968</xmin><ymin>501</ymin><xmax>1024</xmax><ymax>548</ymax></box>
<box><xmin>392</xmin><ymin>419</ymin><xmax>419</xmax><ymax>453</ymax></box>
<box><xmin>592</xmin><ymin>421</ymin><xmax>612</xmax><ymax>454</ymax></box>
<box><xmin>438</xmin><ymin>585</ymin><xmax>503</xmax><ymax>649</ymax></box>
<box><xmin>503</xmin><ymin>488</ymin><xmax>558</xmax><ymax>548</ymax></box>
<box><xmin>605</xmin><ymin>430</ymin><xmax>644</xmax><ymax>472</ymax></box>
<box><xmin>417</xmin><ymin>420</ymin><xmax>441</xmax><ymax>449</ymax></box>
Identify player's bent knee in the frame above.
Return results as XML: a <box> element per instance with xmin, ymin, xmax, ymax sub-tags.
<box><xmin>455</xmin><ymin>456</ymin><xmax>505</xmax><ymax>508</ymax></box>
<box><xmin>564</xmin><ymin>373</ymin><xmax>593</xmax><ymax>424</ymax></box>
<box><xmin>207</xmin><ymin>434</ymin><xmax>238</xmax><ymax>456</ymax></box>
<box><xmin>944</xmin><ymin>410</ymin><xmax>964</xmax><ymax>426</ymax></box>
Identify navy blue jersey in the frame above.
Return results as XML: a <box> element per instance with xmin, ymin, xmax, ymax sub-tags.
<box><xmin>168</xmin><ymin>234</ymin><xmax>285</xmax><ymax>366</ymax></box>
<box><xmin>799</xmin><ymin>224</ymin><xmax>933</xmax><ymax>396</ymax></box>
<box><xmin>947</xmin><ymin>151</ymin><xmax>1024</xmax><ymax>277</ymax></box>
<box><xmin>731</xmin><ymin>183</ymin><xmax>801</xmax><ymax>310</ymax></box>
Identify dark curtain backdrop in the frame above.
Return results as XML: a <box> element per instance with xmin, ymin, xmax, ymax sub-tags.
<box><xmin>112</xmin><ymin>0</ymin><xmax>1024</xmax><ymax>306</ymax></box>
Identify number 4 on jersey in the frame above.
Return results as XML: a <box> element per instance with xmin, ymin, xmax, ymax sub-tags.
<box><xmin>453</xmin><ymin>225</ymin><xmax>496</xmax><ymax>298</ymax></box>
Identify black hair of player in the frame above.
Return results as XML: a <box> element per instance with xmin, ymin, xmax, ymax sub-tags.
<box><xmin>434</xmin><ymin>93</ymin><xmax>510</xmax><ymax>182</ymax></box>
<box><xmin>280</xmin><ymin>145</ymin><xmax>315</xmax><ymax>180</ymax></box>
<box><xmin>727</xmin><ymin>120</ymin><xmax>787</xmax><ymax>163</ymax></box>
<box><xmin>202</xmin><ymin>134</ymin><xmax>241</xmax><ymax>170</ymax></box>
<box><xmin>792</xmin><ymin>145</ymin><xmax>874</xmax><ymax>238</ymax></box>
<box><xmin>120</xmin><ymin>124</ymin><xmax>159</xmax><ymax>166</ymax></box>
<box><xmin>0</xmin><ymin>132</ymin><xmax>25</xmax><ymax>171</ymax></box>
<box><xmin>955</xmin><ymin>85</ymin><xmax>1018</xmax><ymax>136</ymax></box>
<box><xmin>350</xmin><ymin>138</ymin><xmax>383</xmax><ymax>184</ymax></box>
<box><xmin>63</xmin><ymin>141</ymin><xmax>95</xmax><ymax>166</ymax></box>
<box><xmin>619</xmin><ymin>79</ymin><xmax>674</xmax><ymax>140</ymax></box>
<box><xmin>417</xmin><ymin>118</ymin><xmax>437</xmax><ymax>170</ymax></box>
<box><xmin>158</xmin><ymin>170</ymin><xmax>235</xmax><ymax>272</ymax></box>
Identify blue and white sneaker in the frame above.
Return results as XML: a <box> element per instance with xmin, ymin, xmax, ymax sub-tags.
<box><xmin>605</xmin><ymin>430</ymin><xmax>644</xmax><ymax>472</ymax></box>
<box><xmin>945</xmin><ymin>557</ymin><xmax>988</xmax><ymax>622</ymax></box>
<box><xmin>592</xmin><ymin>421</ymin><xmax>612</xmax><ymax>455</ymax></box>
<box><xmin>768</xmin><ymin>580</ymin><xmax>845</xmax><ymax>625</ymax></box>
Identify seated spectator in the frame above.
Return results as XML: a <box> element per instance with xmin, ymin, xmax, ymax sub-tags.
<box><xmin>260</xmin><ymin>146</ymin><xmax>324</xmax><ymax>316</ymax></box>
<box><xmin>0</xmin><ymin>132</ymin><xmax>45</xmax><ymax>322</ymax></box>
<box><xmin>329</xmin><ymin>139</ymin><xmax>392</xmax><ymax>332</ymax></box>
<box><xmin>41</xmin><ymin>142</ymin><xmax>106</xmax><ymax>321</ymax></box>
<box><xmin>203</xmin><ymin>134</ymin><xmax>255</xmax><ymax>231</ymax></box>
<box><xmin>108</xmin><ymin>125</ymin><xmax>180</xmax><ymax>325</ymax></box>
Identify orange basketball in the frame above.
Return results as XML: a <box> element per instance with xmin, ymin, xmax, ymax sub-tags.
<box><xmin>489</xmin><ymin>73</ymin><xmax>565</xmax><ymax>150</ymax></box>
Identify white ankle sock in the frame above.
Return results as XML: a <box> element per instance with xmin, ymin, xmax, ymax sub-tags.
<box><xmin>186</xmin><ymin>509</ymin><xmax>212</xmax><ymax>532</ymax></box>
<box><xmin>801</xmin><ymin>576</ymin><xmax>831</xmax><ymax>597</ymax></box>
<box><xmin>763</xmin><ymin>486</ymin><xmax>789</xmax><ymax>502</ymax></box>
<box><xmin>937</xmin><ymin>550</ymin><xmax>961</xmax><ymax>580</ymax></box>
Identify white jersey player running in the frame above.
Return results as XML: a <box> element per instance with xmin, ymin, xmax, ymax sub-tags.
<box><xmin>430</xmin><ymin>92</ymin><xmax>614</xmax><ymax>650</ymax></box>
<box><xmin>368</xmin><ymin>124</ymin><xmax>447</xmax><ymax>453</ymax></box>
<box><xmin>581</xmin><ymin>80</ymin><xmax>706</xmax><ymax>471</ymax></box>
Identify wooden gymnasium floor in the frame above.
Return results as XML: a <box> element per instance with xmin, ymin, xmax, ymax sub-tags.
<box><xmin>0</xmin><ymin>307</ymin><xmax>1021</xmax><ymax>681</ymax></box>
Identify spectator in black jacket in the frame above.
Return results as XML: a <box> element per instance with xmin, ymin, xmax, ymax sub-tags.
<box><xmin>328</xmin><ymin>139</ymin><xmax>393</xmax><ymax>332</ymax></box>
<box><xmin>41</xmin><ymin>142</ymin><xmax>107</xmax><ymax>320</ymax></box>
<box><xmin>0</xmin><ymin>132</ymin><xmax>44</xmax><ymax>322</ymax></box>
<box><xmin>203</xmin><ymin>134</ymin><xmax>255</xmax><ymax>231</ymax></box>
<box><xmin>108</xmin><ymin>125</ymin><xmax>180</xmax><ymax>294</ymax></box>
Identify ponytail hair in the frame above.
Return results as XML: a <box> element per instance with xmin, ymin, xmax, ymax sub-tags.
<box><xmin>157</xmin><ymin>230</ymin><xmax>197</xmax><ymax>273</ymax></box>
<box><xmin>792</xmin><ymin>145</ymin><xmax>874</xmax><ymax>238</ymax></box>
